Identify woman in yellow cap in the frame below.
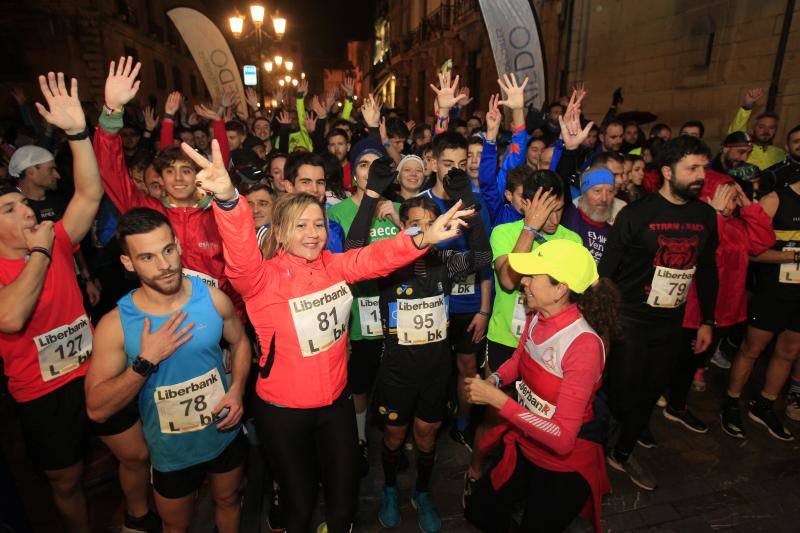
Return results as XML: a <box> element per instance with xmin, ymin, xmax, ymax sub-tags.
<box><xmin>463</xmin><ymin>240</ymin><xmax>620</xmax><ymax>533</ymax></box>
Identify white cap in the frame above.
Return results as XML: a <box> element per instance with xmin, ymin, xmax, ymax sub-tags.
<box><xmin>8</xmin><ymin>145</ymin><xmax>54</xmax><ymax>178</ymax></box>
<box><xmin>396</xmin><ymin>154</ymin><xmax>425</xmax><ymax>175</ymax></box>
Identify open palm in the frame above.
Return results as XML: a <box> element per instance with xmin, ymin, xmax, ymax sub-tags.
<box><xmin>35</xmin><ymin>72</ymin><xmax>85</xmax><ymax>135</ymax></box>
<box><xmin>105</xmin><ymin>56</ymin><xmax>142</xmax><ymax>108</ymax></box>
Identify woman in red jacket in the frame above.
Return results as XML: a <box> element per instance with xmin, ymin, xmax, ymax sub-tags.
<box><xmin>463</xmin><ymin>240</ymin><xmax>621</xmax><ymax>533</ymax></box>
<box><xmin>662</xmin><ymin>170</ymin><xmax>775</xmax><ymax>432</ymax></box>
<box><xmin>180</xmin><ymin>140</ymin><xmax>472</xmax><ymax>533</ymax></box>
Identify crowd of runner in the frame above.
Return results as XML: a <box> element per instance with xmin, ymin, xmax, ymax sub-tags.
<box><xmin>0</xmin><ymin>55</ymin><xmax>799</xmax><ymax>533</ymax></box>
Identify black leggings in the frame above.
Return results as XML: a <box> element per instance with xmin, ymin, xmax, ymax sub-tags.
<box><xmin>253</xmin><ymin>391</ymin><xmax>359</xmax><ymax>533</ymax></box>
<box><xmin>605</xmin><ymin>314</ymin><xmax>683</xmax><ymax>457</ymax></box>
<box><xmin>465</xmin><ymin>445</ymin><xmax>590</xmax><ymax>532</ymax></box>
<box><xmin>667</xmin><ymin>326</ymin><xmax>727</xmax><ymax>410</ymax></box>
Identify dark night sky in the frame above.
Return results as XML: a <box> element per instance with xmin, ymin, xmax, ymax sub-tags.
<box><xmin>206</xmin><ymin>0</ymin><xmax>377</xmax><ymax>69</ymax></box>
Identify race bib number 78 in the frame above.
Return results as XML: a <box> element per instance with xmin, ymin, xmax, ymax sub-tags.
<box><xmin>154</xmin><ymin>368</ymin><xmax>226</xmax><ymax>434</ymax></box>
<box><xmin>35</xmin><ymin>314</ymin><xmax>92</xmax><ymax>382</ymax></box>
<box><xmin>289</xmin><ymin>282</ymin><xmax>353</xmax><ymax>356</ymax></box>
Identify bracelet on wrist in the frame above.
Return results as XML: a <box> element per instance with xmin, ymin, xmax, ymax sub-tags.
<box><xmin>29</xmin><ymin>247</ymin><xmax>52</xmax><ymax>262</ymax></box>
<box><xmin>66</xmin><ymin>127</ymin><xmax>90</xmax><ymax>141</ymax></box>
<box><xmin>478</xmin><ymin>311</ymin><xmax>490</xmax><ymax>318</ymax></box>
<box><xmin>523</xmin><ymin>225</ymin><xmax>548</xmax><ymax>243</ymax></box>
<box><xmin>214</xmin><ymin>189</ymin><xmax>240</xmax><ymax>210</ymax></box>
<box><xmin>163</xmin><ymin>112</ymin><xmax>175</xmax><ymax>121</ymax></box>
<box><xmin>490</xmin><ymin>372</ymin><xmax>503</xmax><ymax>388</ymax></box>
<box><xmin>103</xmin><ymin>103</ymin><xmax>122</xmax><ymax>115</ymax></box>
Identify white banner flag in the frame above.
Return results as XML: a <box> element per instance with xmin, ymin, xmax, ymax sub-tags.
<box><xmin>478</xmin><ymin>0</ymin><xmax>547</xmax><ymax>110</ymax></box>
<box><xmin>167</xmin><ymin>7</ymin><xmax>247</xmax><ymax>116</ymax></box>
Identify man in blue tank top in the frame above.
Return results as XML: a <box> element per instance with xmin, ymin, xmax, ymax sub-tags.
<box><xmin>85</xmin><ymin>208</ymin><xmax>251</xmax><ymax>533</ymax></box>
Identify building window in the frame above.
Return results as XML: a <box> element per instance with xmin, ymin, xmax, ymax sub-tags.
<box><xmin>154</xmin><ymin>60</ymin><xmax>167</xmax><ymax>90</ymax></box>
<box><xmin>374</xmin><ymin>18</ymin><xmax>390</xmax><ymax>65</ymax></box>
<box><xmin>116</xmin><ymin>0</ymin><xmax>138</xmax><ymax>26</ymax></box>
<box><xmin>172</xmin><ymin>66</ymin><xmax>183</xmax><ymax>91</ymax></box>
<box><xmin>190</xmin><ymin>74</ymin><xmax>198</xmax><ymax>97</ymax></box>
<box><xmin>123</xmin><ymin>46</ymin><xmax>139</xmax><ymax>64</ymax></box>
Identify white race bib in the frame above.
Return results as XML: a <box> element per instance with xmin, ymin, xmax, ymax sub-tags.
<box><xmin>35</xmin><ymin>315</ymin><xmax>92</xmax><ymax>382</ymax></box>
<box><xmin>511</xmin><ymin>293</ymin><xmax>527</xmax><ymax>339</ymax></box>
<box><xmin>289</xmin><ymin>282</ymin><xmax>353</xmax><ymax>357</ymax></box>
<box><xmin>182</xmin><ymin>268</ymin><xmax>218</xmax><ymax>288</ymax></box>
<box><xmin>358</xmin><ymin>296</ymin><xmax>383</xmax><ymax>336</ymax></box>
<box><xmin>397</xmin><ymin>295</ymin><xmax>448</xmax><ymax>345</ymax></box>
<box><xmin>516</xmin><ymin>380</ymin><xmax>556</xmax><ymax>419</ymax></box>
<box><xmin>646</xmin><ymin>266</ymin><xmax>695</xmax><ymax>308</ymax></box>
<box><xmin>154</xmin><ymin>368</ymin><xmax>226</xmax><ymax>434</ymax></box>
<box><xmin>779</xmin><ymin>247</ymin><xmax>800</xmax><ymax>284</ymax></box>
<box><xmin>452</xmin><ymin>273</ymin><xmax>476</xmax><ymax>296</ymax></box>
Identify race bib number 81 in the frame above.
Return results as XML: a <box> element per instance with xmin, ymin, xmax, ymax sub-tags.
<box><xmin>290</xmin><ymin>282</ymin><xmax>353</xmax><ymax>356</ymax></box>
<box><xmin>647</xmin><ymin>266</ymin><xmax>695</xmax><ymax>308</ymax></box>
<box><xmin>154</xmin><ymin>368</ymin><xmax>226</xmax><ymax>434</ymax></box>
<box><xmin>35</xmin><ymin>315</ymin><xmax>92</xmax><ymax>382</ymax></box>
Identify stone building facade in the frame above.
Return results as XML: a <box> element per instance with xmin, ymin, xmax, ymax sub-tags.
<box><xmin>355</xmin><ymin>0</ymin><xmax>800</xmax><ymax>145</ymax></box>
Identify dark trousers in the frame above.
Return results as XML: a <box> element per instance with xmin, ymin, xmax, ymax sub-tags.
<box><xmin>465</xmin><ymin>445</ymin><xmax>590</xmax><ymax>533</ymax></box>
<box><xmin>253</xmin><ymin>391</ymin><xmax>359</xmax><ymax>533</ymax></box>
<box><xmin>667</xmin><ymin>327</ymin><xmax>727</xmax><ymax>410</ymax></box>
<box><xmin>605</xmin><ymin>314</ymin><xmax>684</xmax><ymax>457</ymax></box>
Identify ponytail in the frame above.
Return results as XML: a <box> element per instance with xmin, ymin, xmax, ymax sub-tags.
<box><xmin>571</xmin><ymin>278</ymin><xmax>622</xmax><ymax>341</ymax></box>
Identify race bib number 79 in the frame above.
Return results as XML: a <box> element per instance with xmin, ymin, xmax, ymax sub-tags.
<box><xmin>647</xmin><ymin>266</ymin><xmax>695</xmax><ymax>308</ymax></box>
<box><xmin>290</xmin><ymin>282</ymin><xmax>353</xmax><ymax>356</ymax></box>
<box><xmin>35</xmin><ymin>315</ymin><xmax>92</xmax><ymax>382</ymax></box>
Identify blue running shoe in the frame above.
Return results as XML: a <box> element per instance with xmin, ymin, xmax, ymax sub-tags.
<box><xmin>411</xmin><ymin>490</ymin><xmax>441</xmax><ymax>532</ymax></box>
<box><xmin>378</xmin><ymin>485</ymin><xmax>401</xmax><ymax>528</ymax></box>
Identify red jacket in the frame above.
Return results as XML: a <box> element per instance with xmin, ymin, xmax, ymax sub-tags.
<box><xmin>642</xmin><ymin>169</ymin><xmax>661</xmax><ymax>194</ymax></box>
<box><xmin>683</xmin><ymin>171</ymin><xmax>775</xmax><ymax>328</ymax></box>
<box><xmin>213</xmin><ymin>199</ymin><xmax>428</xmax><ymax>408</ymax></box>
<box><xmin>92</xmin><ymin>127</ymin><xmax>241</xmax><ymax>313</ymax></box>
<box><xmin>159</xmin><ymin>118</ymin><xmax>229</xmax><ymax>165</ymax></box>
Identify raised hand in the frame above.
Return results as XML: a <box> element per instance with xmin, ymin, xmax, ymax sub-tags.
<box><xmin>220</xmin><ymin>89</ymin><xmax>237</xmax><ymax>108</ymax></box>
<box><xmin>458</xmin><ymin>86</ymin><xmax>474</xmax><ymax>107</ymax></box>
<box><xmin>297</xmin><ymin>78</ymin><xmax>309</xmax><ymax>97</ymax></box>
<box><xmin>277</xmin><ymin>110</ymin><xmax>291</xmax><ymax>126</ymax></box>
<box><xmin>304</xmin><ymin>111</ymin><xmax>318</xmax><ymax>133</ymax></box>
<box><xmin>105</xmin><ymin>56</ymin><xmax>142</xmax><ymax>108</ymax></box>
<box><xmin>419</xmin><ymin>200</ymin><xmax>474</xmax><ymax>246</ymax></box>
<box><xmin>143</xmin><ymin>105</ymin><xmax>158</xmax><ymax>131</ymax></box>
<box><xmin>497</xmin><ymin>73</ymin><xmax>529</xmax><ymax>111</ymax></box>
<box><xmin>181</xmin><ymin>139</ymin><xmax>235</xmax><ymax>200</ymax></box>
<box><xmin>163</xmin><ymin>91</ymin><xmax>181</xmax><ymax>117</ymax></box>
<box><xmin>311</xmin><ymin>95</ymin><xmax>328</xmax><ymax>118</ymax></box>
<box><xmin>485</xmin><ymin>93</ymin><xmax>502</xmax><ymax>141</ymax></box>
<box><xmin>361</xmin><ymin>94</ymin><xmax>381</xmax><ymax>128</ymax></box>
<box><xmin>324</xmin><ymin>89</ymin><xmax>338</xmax><ymax>113</ymax></box>
<box><xmin>522</xmin><ymin>188</ymin><xmax>558</xmax><ymax>231</ymax></box>
<box><xmin>35</xmin><ymin>72</ymin><xmax>86</xmax><ymax>135</ymax></box>
<box><xmin>24</xmin><ymin>220</ymin><xmax>55</xmax><ymax>252</ymax></box>
<box><xmin>194</xmin><ymin>103</ymin><xmax>221</xmax><ymax>121</ymax></box>
<box><xmin>558</xmin><ymin>86</ymin><xmax>594</xmax><ymax>150</ymax></box>
<box><xmin>139</xmin><ymin>311</ymin><xmax>195</xmax><ymax>365</ymax></box>
<box><xmin>743</xmin><ymin>88</ymin><xmax>764</xmax><ymax>107</ymax></box>
<box><xmin>429</xmin><ymin>70</ymin><xmax>468</xmax><ymax>112</ymax></box>
<box><xmin>366</xmin><ymin>156</ymin><xmax>396</xmax><ymax>196</ymax></box>
<box><xmin>244</xmin><ymin>87</ymin><xmax>259</xmax><ymax>110</ymax></box>
<box><xmin>274</xmin><ymin>86</ymin><xmax>285</xmax><ymax>106</ymax></box>
<box><xmin>341</xmin><ymin>75</ymin><xmax>355</xmax><ymax>98</ymax></box>
<box><xmin>405</xmin><ymin>119</ymin><xmax>416</xmax><ymax>133</ymax></box>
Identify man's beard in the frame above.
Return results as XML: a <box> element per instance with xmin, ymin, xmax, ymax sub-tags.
<box><xmin>668</xmin><ymin>177</ymin><xmax>703</xmax><ymax>201</ymax></box>
<box><xmin>579</xmin><ymin>197</ymin><xmax>612</xmax><ymax>223</ymax></box>
<box><xmin>753</xmin><ymin>133</ymin><xmax>774</xmax><ymax>145</ymax></box>
<box><xmin>141</xmin><ymin>269</ymin><xmax>183</xmax><ymax>295</ymax></box>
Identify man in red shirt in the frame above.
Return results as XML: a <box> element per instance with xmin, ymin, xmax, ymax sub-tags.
<box><xmin>0</xmin><ymin>73</ymin><xmax>103</xmax><ymax>532</ymax></box>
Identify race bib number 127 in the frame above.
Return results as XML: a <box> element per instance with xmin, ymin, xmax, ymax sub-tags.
<box><xmin>35</xmin><ymin>315</ymin><xmax>92</xmax><ymax>382</ymax></box>
<box><xmin>290</xmin><ymin>283</ymin><xmax>353</xmax><ymax>356</ymax></box>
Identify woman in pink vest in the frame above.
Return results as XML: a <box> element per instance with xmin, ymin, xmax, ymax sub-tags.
<box><xmin>464</xmin><ymin>240</ymin><xmax>620</xmax><ymax>532</ymax></box>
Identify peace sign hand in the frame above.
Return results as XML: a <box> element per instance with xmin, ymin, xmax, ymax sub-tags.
<box><xmin>180</xmin><ymin>139</ymin><xmax>235</xmax><ymax>201</ymax></box>
<box><xmin>419</xmin><ymin>200</ymin><xmax>475</xmax><ymax>247</ymax></box>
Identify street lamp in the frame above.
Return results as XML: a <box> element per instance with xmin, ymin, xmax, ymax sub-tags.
<box><xmin>273</xmin><ymin>13</ymin><xmax>287</xmax><ymax>38</ymax></box>
<box><xmin>292</xmin><ymin>79</ymin><xmax>298</xmax><ymax>87</ymax></box>
<box><xmin>285</xmin><ymin>60</ymin><xmax>293</xmax><ymax>71</ymax></box>
<box><xmin>301</xmin><ymin>72</ymin><xmax>306</xmax><ymax>79</ymax></box>
<box><xmin>274</xmin><ymin>55</ymin><xmax>283</xmax><ymax>67</ymax></box>
<box><xmin>284</xmin><ymin>75</ymin><xmax>291</xmax><ymax>83</ymax></box>
<box><xmin>250</xmin><ymin>4</ymin><xmax>265</xmax><ymax>25</ymax></box>
<box><xmin>264</xmin><ymin>61</ymin><xmax>273</xmax><ymax>72</ymax></box>
<box><xmin>228</xmin><ymin>15</ymin><xmax>244</xmax><ymax>36</ymax></box>
<box><xmin>278</xmin><ymin>79</ymin><xmax>285</xmax><ymax>87</ymax></box>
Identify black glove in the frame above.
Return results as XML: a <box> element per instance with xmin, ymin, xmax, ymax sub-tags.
<box><xmin>365</xmin><ymin>156</ymin><xmax>396</xmax><ymax>196</ymax></box>
<box><xmin>444</xmin><ymin>168</ymin><xmax>477</xmax><ymax>209</ymax></box>
<box><xmin>612</xmin><ymin>87</ymin><xmax>624</xmax><ymax>107</ymax></box>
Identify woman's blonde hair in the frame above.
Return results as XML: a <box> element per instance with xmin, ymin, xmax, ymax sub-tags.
<box><xmin>262</xmin><ymin>193</ymin><xmax>327</xmax><ymax>259</ymax></box>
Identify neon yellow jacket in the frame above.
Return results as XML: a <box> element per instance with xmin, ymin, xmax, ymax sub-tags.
<box><xmin>727</xmin><ymin>107</ymin><xmax>785</xmax><ymax>171</ymax></box>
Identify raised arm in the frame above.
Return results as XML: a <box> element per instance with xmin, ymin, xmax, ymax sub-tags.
<box><xmin>430</xmin><ymin>70</ymin><xmax>469</xmax><ymax>134</ymax></box>
<box><xmin>728</xmin><ymin>88</ymin><xmax>762</xmax><ymax>134</ymax></box>
<box><xmin>479</xmin><ymin>94</ymin><xmax>502</xmax><ymax>223</ymax></box>
<box><xmin>35</xmin><ymin>73</ymin><xmax>103</xmax><ymax>245</ymax></box>
<box><xmin>160</xmin><ymin>91</ymin><xmax>181</xmax><ymax>150</ymax></box>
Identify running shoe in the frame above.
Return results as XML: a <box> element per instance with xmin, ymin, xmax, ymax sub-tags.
<box><xmin>123</xmin><ymin>511</ymin><xmax>162</xmax><ymax>533</ymax></box>
<box><xmin>358</xmin><ymin>439</ymin><xmax>369</xmax><ymax>478</ymax></box>
<box><xmin>411</xmin><ymin>490</ymin><xmax>442</xmax><ymax>532</ymax></box>
<box><xmin>656</xmin><ymin>395</ymin><xmax>667</xmax><ymax>408</ymax></box>
<box><xmin>710</xmin><ymin>349</ymin><xmax>731</xmax><ymax>369</ymax></box>
<box><xmin>462</xmin><ymin>471</ymin><xmax>478</xmax><ymax>510</ymax></box>
<box><xmin>607</xmin><ymin>453</ymin><xmax>657</xmax><ymax>491</ymax></box>
<box><xmin>378</xmin><ymin>485</ymin><xmax>401</xmax><ymax>528</ymax></box>
<box><xmin>720</xmin><ymin>401</ymin><xmax>746</xmax><ymax>439</ymax></box>
<box><xmin>267</xmin><ymin>487</ymin><xmax>285</xmax><ymax>532</ymax></box>
<box><xmin>748</xmin><ymin>399</ymin><xmax>795</xmax><ymax>441</ymax></box>
<box><xmin>449</xmin><ymin>426</ymin><xmax>473</xmax><ymax>452</ymax></box>
<box><xmin>663</xmin><ymin>405</ymin><xmax>708</xmax><ymax>433</ymax></box>
<box><xmin>786</xmin><ymin>392</ymin><xmax>800</xmax><ymax>422</ymax></box>
<box><xmin>636</xmin><ymin>427</ymin><xmax>658</xmax><ymax>449</ymax></box>
<box><xmin>692</xmin><ymin>368</ymin><xmax>706</xmax><ymax>392</ymax></box>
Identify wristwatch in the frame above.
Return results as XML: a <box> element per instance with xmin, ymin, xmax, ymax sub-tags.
<box><xmin>131</xmin><ymin>356</ymin><xmax>158</xmax><ymax>377</ymax></box>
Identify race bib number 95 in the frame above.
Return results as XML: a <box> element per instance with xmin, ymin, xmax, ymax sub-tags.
<box><xmin>154</xmin><ymin>368</ymin><xmax>226</xmax><ymax>434</ymax></box>
<box><xmin>397</xmin><ymin>295</ymin><xmax>448</xmax><ymax>345</ymax></box>
<box><xmin>647</xmin><ymin>266</ymin><xmax>695</xmax><ymax>308</ymax></box>
<box><xmin>35</xmin><ymin>315</ymin><xmax>92</xmax><ymax>382</ymax></box>
<box><xmin>290</xmin><ymin>282</ymin><xmax>353</xmax><ymax>356</ymax></box>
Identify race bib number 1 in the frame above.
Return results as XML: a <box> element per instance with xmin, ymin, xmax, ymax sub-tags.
<box><xmin>35</xmin><ymin>315</ymin><xmax>92</xmax><ymax>382</ymax></box>
<box><xmin>647</xmin><ymin>266</ymin><xmax>695</xmax><ymax>308</ymax></box>
<box><xmin>358</xmin><ymin>296</ymin><xmax>383</xmax><ymax>336</ymax></box>
<box><xmin>452</xmin><ymin>273</ymin><xmax>476</xmax><ymax>296</ymax></box>
<box><xmin>397</xmin><ymin>295</ymin><xmax>448</xmax><ymax>345</ymax></box>
<box><xmin>289</xmin><ymin>282</ymin><xmax>353</xmax><ymax>356</ymax></box>
<box><xmin>154</xmin><ymin>368</ymin><xmax>226</xmax><ymax>434</ymax></box>
<box><xmin>511</xmin><ymin>293</ymin><xmax>527</xmax><ymax>339</ymax></box>
<box><xmin>779</xmin><ymin>247</ymin><xmax>800</xmax><ymax>284</ymax></box>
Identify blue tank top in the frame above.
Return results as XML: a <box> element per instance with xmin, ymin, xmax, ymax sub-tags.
<box><xmin>119</xmin><ymin>276</ymin><xmax>239</xmax><ymax>472</ymax></box>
